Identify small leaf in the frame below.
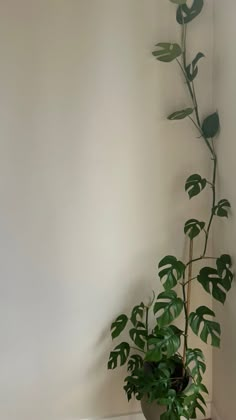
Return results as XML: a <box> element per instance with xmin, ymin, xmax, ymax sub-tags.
<box><xmin>168</xmin><ymin>108</ymin><xmax>193</xmax><ymax>120</ymax></box>
<box><xmin>202</xmin><ymin>112</ymin><xmax>220</xmax><ymax>138</ymax></box>
<box><xmin>176</xmin><ymin>0</ymin><xmax>204</xmax><ymax>24</ymax></box>
<box><xmin>127</xmin><ymin>355</ymin><xmax>143</xmax><ymax>372</ymax></box>
<box><xmin>154</xmin><ymin>290</ymin><xmax>184</xmax><ymax>327</ymax></box>
<box><xmin>170</xmin><ymin>0</ymin><xmax>187</xmax><ymax>4</ymax></box>
<box><xmin>213</xmin><ymin>199</ymin><xmax>231</xmax><ymax>218</ymax></box>
<box><xmin>111</xmin><ymin>314</ymin><xmax>128</xmax><ymax>339</ymax></box>
<box><xmin>189</xmin><ymin>306</ymin><xmax>221</xmax><ymax>347</ymax></box>
<box><xmin>158</xmin><ymin>256</ymin><xmax>185</xmax><ymax>290</ymax></box>
<box><xmin>152</xmin><ymin>43</ymin><xmax>182</xmax><ymax>63</ymax></box>
<box><xmin>108</xmin><ymin>342</ymin><xmax>130</xmax><ymax>369</ymax></box>
<box><xmin>130</xmin><ymin>325</ymin><xmax>147</xmax><ymax>350</ymax></box>
<box><xmin>186</xmin><ymin>348</ymin><xmax>206</xmax><ymax>383</ymax></box>
<box><xmin>197</xmin><ymin>265</ymin><xmax>233</xmax><ymax>304</ymax></box>
<box><xmin>145</xmin><ymin>326</ymin><xmax>182</xmax><ymax>362</ymax></box>
<box><xmin>130</xmin><ymin>302</ymin><xmax>145</xmax><ymax>326</ymax></box>
<box><xmin>186</xmin><ymin>52</ymin><xmax>205</xmax><ymax>82</ymax></box>
<box><xmin>185</xmin><ymin>174</ymin><xmax>207</xmax><ymax>199</ymax></box>
<box><xmin>184</xmin><ymin>219</ymin><xmax>205</xmax><ymax>239</ymax></box>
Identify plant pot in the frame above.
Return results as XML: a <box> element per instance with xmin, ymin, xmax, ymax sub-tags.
<box><xmin>141</xmin><ymin>361</ymin><xmax>190</xmax><ymax>420</ymax></box>
<box><xmin>141</xmin><ymin>397</ymin><xmax>165</xmax><ymax>420</ymax></box>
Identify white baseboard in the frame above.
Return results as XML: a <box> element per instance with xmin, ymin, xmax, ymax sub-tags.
<box><xmin>211</xmin><ymin>404</ymin><xmax>222</xmax><ymax>420</ymax></box>
<box><xmin>79</xmin><ymin>402</ymin><xmax>211</xmax><ymax>420</ymax></box>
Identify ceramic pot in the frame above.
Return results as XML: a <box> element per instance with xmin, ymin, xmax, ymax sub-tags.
<box><xmin>141</xmin><ymin>397</ymin><xmax>165</xmax><ymax>420</ymax></box>
<box><xmin>140</xmin><ymin>362</ymin><xmax>190</xmax><ymax>420</ymax></box>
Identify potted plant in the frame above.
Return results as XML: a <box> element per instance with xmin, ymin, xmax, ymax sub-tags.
<box><xmin>108</xmin><ymin>1</ymin><xmax>233</xmax><ymax>419</ymax></box>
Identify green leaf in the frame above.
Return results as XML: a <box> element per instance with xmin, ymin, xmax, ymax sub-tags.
<box><xmin>176</xmin><ymin>0</ymin><xmax>204</xmax><ymax>24</ymax></box>
<box><xmin>108</xmin><ymin>342</ymin><xmax>130</xmax><ymax>369</ymax></box>
<box><xmin>189</xmin><ymin>306</ymin><xmax>221</xmax><ymax>347</ymax></box>
<box><xmin>145</xmin><ymin>326</ymin><xmax>182</xmax><ymax>362</ymax></box>
<box><xmin>127</xmin><ymin>355</ymin><xmax>143</xmax><ymax>372</ymax></box>
<box><xmin>158</xmin><ymin>256</ymin><xmax>185</xmax><ymax>290</ymax></box>
<box><xmin>130</xmin><ymin>302</ymin><xmax>145</xmax><ymax>326</ymax></box>
<box><xmin>186</xmin><ymin>348</ymin><xmax>206</xmax><ymax>383</ymax></box>
<box><xmin>202</xmin><ymin>112</ymin><xmax>220</xmax><ymax>138</ymax></box>
<box><xmin>186</xmin><ymin>52</ymin><xmax>205</xmax><ymax>82</ymax></box>
<box><xmin>123</xmin><ymin>380</ymin><xmax>136</xmax><ymax>402</ymax></box>
<box><xmin>185</xmin><ymin>174</ymin><xmax>207</xmax><ymax>199</ymax></box>
<box><xmin>213</xmin><ymin>199</ymin><xmax>231</xmax><ymax>218</ymax></box>
<box><xmin>154</xmin><ymin>290</ymin><xmax>184</xmax><ymax>327</ymax></box>
<box><xmin>216</xmin><ymin>254</ymin><xmax>233</xmax><ymax>291</ymax></box>
<box><xmin>152</xmin><ymin>43</ymin><xmax>182</xmax><ymax>63</ymax></box>
<box><xmin>111</xmin><ymin>314</ymin><xmax>128</xmax><ymax>339</ymax></box>
<box><xmin>184</xmin><ymin>383</ymin><xmax>207</xmax><ymax>419</ymax></box>
<box><xmin>217</xmin><ymin>254</ymin><xmax>233</xmax><ymax>286</ymax></box>
<box><xmin>184</xmin><ymin>219</ymin><xmax>205</xmax><ymax>239</ymax></box>
<box><xmin>170</xmin><ymin>0</ymin><xmax>187</xmax><ymax>4</ymax></box>
<box><xmin>130</xmin><ymin>324</ymin><xmax>147</xmax><ymax>350</ymax></box>
<box><xmin>168</xmin><ymin>108</ymin><xmax>193</xmax><ymax>120</ymax></box>
<box><xmin>198</xmin><ymin>265</ymin><xmax>233</xmax><ymax>304</ymax></box>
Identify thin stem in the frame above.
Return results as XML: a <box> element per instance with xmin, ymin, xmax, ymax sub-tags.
<box><xmin>202</xmin><ymin>156</ymin><xmax>217</xmax><ymax>256</ymax></box>
<box><xmin>178</xmin><ymin>16</ymin><xmax>217</xmax><ymax>267</ymax></box>
<box><xmin>183</xmin><ymin>240</ymin><xmax>193</xmax><ymax>363</ymax></box>
<box><xmin>184</xmin><ymin>276</ymin><xmax>197</xmax><ymax>287</ymax></box>
<box><xmin>182</xmin><ymin>281</ymin><xmax>188</xmax><ymax>361</ymax></box>
<box><xmin>145</xmin><ymin>306</ymin><xmax>149</xmax><ymax>352</ymax></box>
<box><xmin>188</xmin><ymin>116</ymin><xmax>203</xmax><ymax>135</ymax></box>
<box><xmin>185</xmin><ymin>256</ymin><xmax>217</xmax><ymax>271</ymax></box>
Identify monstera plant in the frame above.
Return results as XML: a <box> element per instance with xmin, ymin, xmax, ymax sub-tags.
<box><xmin>108</xmin><ymin>1</ymin><xmax>233</xmax><ymax>419</ymax></box>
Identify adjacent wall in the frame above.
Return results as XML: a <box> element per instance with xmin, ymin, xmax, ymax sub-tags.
<box><xmin>213</xmin><ymin>1</ymin><xmax>236</xmax><ymax>419</ymax></box>
<box><xmin>0</xmin><ymin>1</ymin><xmax>213</xmax><ymax>420</ymax></box>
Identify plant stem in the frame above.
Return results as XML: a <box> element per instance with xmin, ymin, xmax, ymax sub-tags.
<box><xmin>183</xmin><ymin>240</ymin><xmax>193</xmax><ymax>363</ymax></box>
<box><xmin>145</xmin><ymin>306</ymin><xmax>149</xmax><ymax>352</ymax></box>
<box><xmin>202</xmin><ymin>156</ymin><xmax>217</xmax><ymax>256</ymax></box>
<box><xmin>182</xmin><ymin>280</ymin><xmax>188</xmax><ymax>362</ymax></box>
<box><xmin>179</xmin><ymin>18</ymin><xmax>217</xmax><ymax>267</ymax></box>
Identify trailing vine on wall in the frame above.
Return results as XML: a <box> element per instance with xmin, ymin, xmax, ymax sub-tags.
<box><xmin>107</xmin><ymin>1</ymin><xmax>233</xmax><ymax>418</ymax></box>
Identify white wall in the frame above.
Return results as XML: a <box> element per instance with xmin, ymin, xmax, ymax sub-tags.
<box><xmin>213</xmin><ymin>1</ymin><xmax>236</xmax><ymax>419</ymax></box>
<box><xmin>0</xmin><ymin>1</ymin><xmax>213</xmax><ymax>419</ymax></box>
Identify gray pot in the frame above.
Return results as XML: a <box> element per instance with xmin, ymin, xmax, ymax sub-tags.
<box><xmin>141</xmin><ymin>397</ymin><xmax>165</xmax><ymax>420</ymax></box>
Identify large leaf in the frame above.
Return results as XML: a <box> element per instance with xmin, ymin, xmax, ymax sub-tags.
<box><xmin>184</xmin><ymin>383</ymin><xmax>207</xmax><ymax>419</ymax></box>
<box><xmin>186</xmin><ymin>52</ymin><xmax>205</xmax><ymax>82</ymax></box>
<box><xmin>158</xmin><ymin>256</ymin><xmax>185</xmax><ymax>290</ymax></box>
<box><xmin>185</xmin><ymin>174</ymin><xmax>207</xmax><ymax>199</ymax></box>
<box><xmin>111</xmin><ymin>314</ymin><xmax>128</xmax><ymax>339</ymax></box>
<box><xmin>213</xmin><ymin>199</ymin><xmax>231</xmax><ymax>218</ymax></box>
<box><xmin>159</xmin><ymin>391</ymin><xmax>190</xmax><ymax>420</ymax></box>
<box><xmin>154</xmin><ymin>290</ymin><xmax>184</xmax><ymax>327</ymax></box>
<box><xmin>189</xmin><ymin>306</ymin><xmax>221</xmax><ymax>347</ymax></box>
<box><xmin>202</xmin><ymin>112</ymin><xmax>220</xmax><ymax>138</ymax></box>
<box><xmin>186</xmin><ymin>348</ymin><xmax>206</xmax><ymax>383</ymax></box>
<box><xmin>152</xmin><ymin>43</ymin><xmax>182</xmax><ymax>63</ymax></box>
<box><xmin>168</xmin><ymin>108</ymin><xmax>193</xmax><ymax>120</ymax></box>
<box><xmin>127</xmin><ymin>355</ymin><xmax>143</xmax><ymax>372</ymax></box>
<box><xmin>108</xmin><ymin>342</ymin><xmax>130</xmax><ymax>369</ymax></box>
<box><xmin>130</xmin><ymin>322</ymin><xmax>147</xmax><ymax>350</ymax></box>
<box><xmin>145</xmin><ymin>326</ymin><xmax>182</xmax><ymax>362</ymax></box>
<box><xmin>130</xmin><ymin>302</ymin><xmax>145</xmax><ymax>326</ymax></box>
<box><xmin>198</xmin><ymin>264</ymin><xmax>233</xmax><ymax>304</ymax></box>
<box><xmin>176</xmin><ymin>0</ymin><xmax>204</xmax><ymax>24</ymax></box>
<box><xmin>184</xmin><ymin>219</ymin><xmax>205</xmax><ymax>239</ymax></box>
